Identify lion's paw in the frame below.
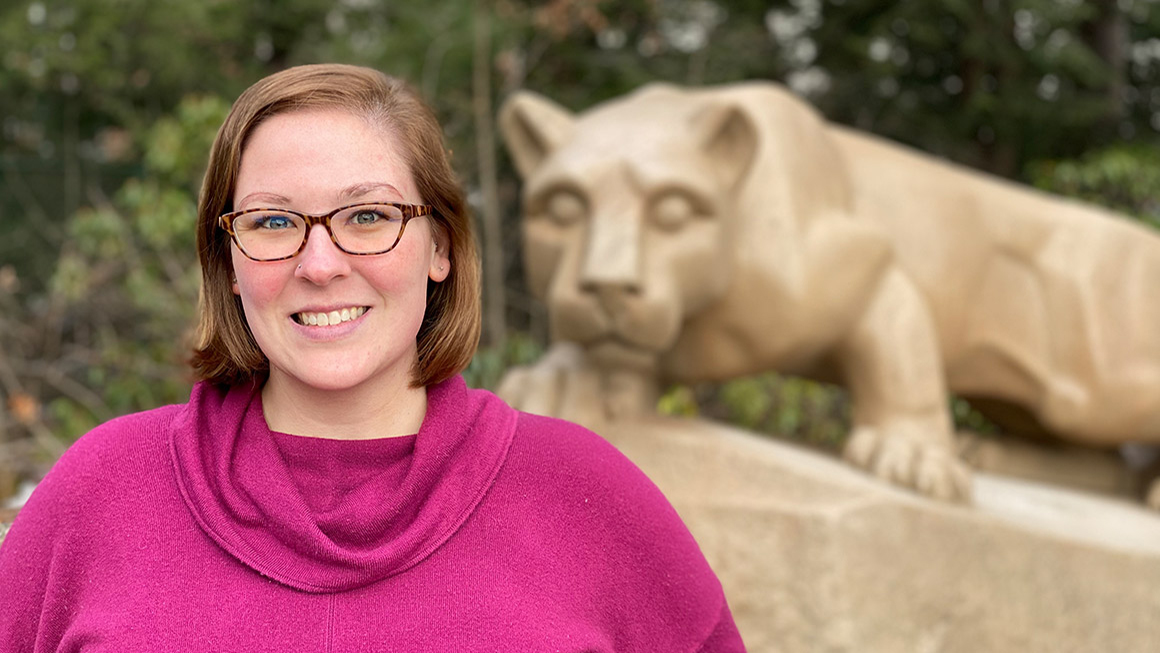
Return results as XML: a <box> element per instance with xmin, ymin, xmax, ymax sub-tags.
<box><xmin>495</xmin><ymin>342</ymin><xmax>659</xmax><ymax>430</ymax></box>
<box><xmin>1146</xmin><ymin>478</ymin><xmax>1160</xmax><ymax>511</ymax></box>
<box><xmin>844</xmin><ymin>425</ymin><xmax>973</xmax><ymax>503</ymax></box>
<box><xmin>496</xmin><ymin>343</ymin><xmax>602</xmax><ymax>424</ymax></box>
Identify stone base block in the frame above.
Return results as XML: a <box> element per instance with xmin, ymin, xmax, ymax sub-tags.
<box><xmin>602</xmin><ymin>417</ymin><xmax>1160</xmax><ymax>653</ymax></box>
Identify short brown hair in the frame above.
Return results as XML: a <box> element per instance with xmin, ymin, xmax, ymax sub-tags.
<box><xmin>190</xmin><ymin>64</ymin><xmax>481</xmax><ymax>387</ymax></box>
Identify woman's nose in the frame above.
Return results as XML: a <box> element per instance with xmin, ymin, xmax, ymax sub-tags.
<box><xmin>294</xmin><ymin>224</ymin><xmax>351</xmax><ymax>284</ymax></box>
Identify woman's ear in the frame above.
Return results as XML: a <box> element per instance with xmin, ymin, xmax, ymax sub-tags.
<box><xmin>428</xmin><ymin>227</ymin><xmax>451</xmax><ymax>282</ymax></box>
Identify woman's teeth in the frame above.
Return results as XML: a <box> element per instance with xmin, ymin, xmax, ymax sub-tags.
<box><xmin>294</xmin><ymin>306</ymin><xmax>367</xmax><ymax>326</ymax></box>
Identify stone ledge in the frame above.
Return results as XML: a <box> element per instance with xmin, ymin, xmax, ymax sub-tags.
<box><xmin>601</xmin><ymin>417</ymin><xmax>1160</xmax><ymax>653</ymax></box>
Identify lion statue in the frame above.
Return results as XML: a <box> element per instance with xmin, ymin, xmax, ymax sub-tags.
<box><xmin>495</xmin><ymin>81</ymin><xmax>1160</xmax><ymax>506</ymax></box>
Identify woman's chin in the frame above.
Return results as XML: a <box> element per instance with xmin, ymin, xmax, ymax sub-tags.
<box><xmin>266</xmin><ymin>359</ymin><xmax>413</xmax><ymax>397</ymax></box>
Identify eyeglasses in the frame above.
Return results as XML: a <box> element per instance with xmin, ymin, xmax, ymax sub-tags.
<box><xmin>219</xmin><ymin>202</ymin><xmax>433</xmax><ymax>262</ymax></box>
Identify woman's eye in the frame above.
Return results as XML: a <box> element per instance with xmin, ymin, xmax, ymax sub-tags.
<box><xmin>351</xmin><ymin>210</ymin><xmax>385</xmax><ymax>225</ymax></box>
<box><xmin>255</xmin><ymin>214</ymin><xmax>295</xmax><ymax>230</ymax></box>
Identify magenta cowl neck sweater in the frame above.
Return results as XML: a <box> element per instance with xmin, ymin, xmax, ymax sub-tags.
<box><xmin>0</xmin><ymin>376</ymin><xmax>745</xmax><ymax>651</ymax></box>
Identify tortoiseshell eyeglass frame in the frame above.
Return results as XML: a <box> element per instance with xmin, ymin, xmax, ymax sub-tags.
<box><xmin>218</xmin><ymin>201</ymin><xmax>433</xmax><ymax>262</ymax></box>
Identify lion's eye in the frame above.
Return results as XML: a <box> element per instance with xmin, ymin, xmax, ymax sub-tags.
<box><xmin>651</xmin><ymin>193</ymin><xmax>695</xmax><ymax>231</ymax></box>
<box><xmin>544</xmin><ymin>191</ymin><xmax>587</xmax><ymax>226</ymax></box>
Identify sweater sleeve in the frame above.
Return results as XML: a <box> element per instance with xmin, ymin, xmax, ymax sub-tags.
<box><xmin>0</xmin><ymin>445</ymin><xmax>82</xmax><ymax>652</ymax></box>
<box><xmin>0</xmin><ymin>407</ymin><xmax>176</xmax><ymax>652</ymax></box>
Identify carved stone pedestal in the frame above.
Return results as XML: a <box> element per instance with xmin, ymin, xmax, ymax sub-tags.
<box><xmin>602</xmin><ymin>417</ymin><xmax>1160</xmax><ymax>653</ymax></box>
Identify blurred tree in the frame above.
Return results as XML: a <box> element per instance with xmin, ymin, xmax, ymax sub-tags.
<box><xmin>1028</xmin><ymin>144</ymin><xmax>1160</xmax><ymax>228</ymax></box>
<box><xmin>486</xmin><ymin>0</ymin><xmax>1160</xmax><ymax>178</ymax></box>
<box><xmin>0</xmin><ymin>0</ymin><xmax>336</xmax><ymax>290</ymax></box>
<box><xmin>0</xmin><ymin>95</ymin><xmax>227</xmax><ymax>488</ymax></box>
<box><xmin>793</xmin><ymin>0</ymin><xmax>1160</xmax><ymax>176</ymax></box>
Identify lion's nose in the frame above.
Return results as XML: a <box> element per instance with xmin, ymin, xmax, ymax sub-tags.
<box><xmin>579</xmin><ymin>217</ymin><xmax>642</xmax><ymax>295</ymax></box>
<box><xmin>585</xmin><ymin>283</ymin><xmax>639</xmax><ymax>317</ymax></box>
<box><xmin>580</xmin><ymin>249</ymin><xmax>641</xmax><ymax>317</ymax></box>
<box><xmin>580</xmin><ymin>275</ymin><xmax>640</xmax><ymax>296</ymax></box>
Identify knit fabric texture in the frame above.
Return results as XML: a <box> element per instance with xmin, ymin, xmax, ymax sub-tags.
<box><xmin>0</xmin><ymin>376</ymin><xmax>745</xmax><ymax>651</ymax></box>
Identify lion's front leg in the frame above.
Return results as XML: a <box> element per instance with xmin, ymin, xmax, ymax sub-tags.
<box><xmin>496</xmin><ymin>342</ymin><xmax>660</xmax><ymax>430</ymax></box>
<box><xmin>838</xmin><ymin>269</ymin><xmax>973</xmax><ymax>502</ymax></box>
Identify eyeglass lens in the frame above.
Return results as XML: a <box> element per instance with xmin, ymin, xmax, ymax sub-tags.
<box><xmin>232</xmin><ymin>204</ymin><xmax>406</xmax><ymax>260</ymax></box>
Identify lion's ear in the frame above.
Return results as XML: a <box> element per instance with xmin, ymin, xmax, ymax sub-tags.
<box><xmin>694</xmin><ymin>102</ymin><xmax>757</xmax><ymax>190</ymax></box>
<box><xmin>499</xmin><ymin>91</ymin><xmax>576</xmax><ymax>179</ymax></box>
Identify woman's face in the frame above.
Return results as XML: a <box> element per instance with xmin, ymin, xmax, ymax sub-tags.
<box><xmin>230</xmin><ymin>108</ymin><xmax>450</xmax><ymax>397</ymax></box>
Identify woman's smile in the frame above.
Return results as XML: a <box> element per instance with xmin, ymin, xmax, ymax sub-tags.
<box><xmin>288</xmin><ymin>305</ymin><xmax>373</xmax><ymax>343</ymax></box>
<box><xmin>291</xmin><ymin>306</ymin><xmax>369</xmax><ymax>327</ymax></box>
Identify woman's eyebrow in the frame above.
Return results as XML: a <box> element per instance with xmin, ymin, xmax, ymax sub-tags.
<box><xmin>234</xmin><ymin>183</ymin><xmax>404</xmax><ymax>210</ymax></box>
<box><xmin>340</xmin><ymin>182</ymin><xmax>404</xmax><ymax>201</ymax></box>
<box><xmin>236</xmin><ymin>192</ymin><xmax>292</xmax><ymax>209</ymax></box>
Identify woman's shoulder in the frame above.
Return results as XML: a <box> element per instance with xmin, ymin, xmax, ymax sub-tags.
<box><xmin>508</xmin><ymin>411</ymin><xmax>647</xmax><ymax>484</ymax></box>
<box><xmin>23</xmin><ymin>401</ymin><xmax>186</xmax><ymax>515</ymax></box>
<box><xmin>504</xmin><ymin>411</ymin><xmax>687</xmax><ymax>532</ymax></box>
<box><xmin>496</xmin><ymin>411</ymin><xmax>740</xmax><ymax>649</ymax></box>
<box><xmin>60</xmin><ymin>402</ymin><xmax>185</xmax><ymax>471</ymax></box>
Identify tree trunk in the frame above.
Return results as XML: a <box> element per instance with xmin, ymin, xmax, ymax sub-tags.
<box><xmin>1081</xmin><ymin>0</ymin><xmax>1128</xmax><ymax>125</ymax></box>
<box><xmin>473</xmin><ymin>1</ymin><xmax>506</xmax><ymax>347</ymax></box>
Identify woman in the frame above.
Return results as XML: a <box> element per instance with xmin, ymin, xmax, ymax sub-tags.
<box><xmin>0</xmin><ymin>64</ymin><xmax>744</xmax><ymax>651</ymax></box>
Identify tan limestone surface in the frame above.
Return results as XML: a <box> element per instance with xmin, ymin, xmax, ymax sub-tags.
<box><xmin>600</xmin><ymin>417</ymin><xmax>1160</xmax><ymax>653</ymax></box>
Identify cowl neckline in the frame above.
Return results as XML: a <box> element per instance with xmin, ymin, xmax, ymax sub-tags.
<box><xmin>169</xmin><ymin>375</ymin><xmax>516</xmax><ymax>593</ymax></box>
